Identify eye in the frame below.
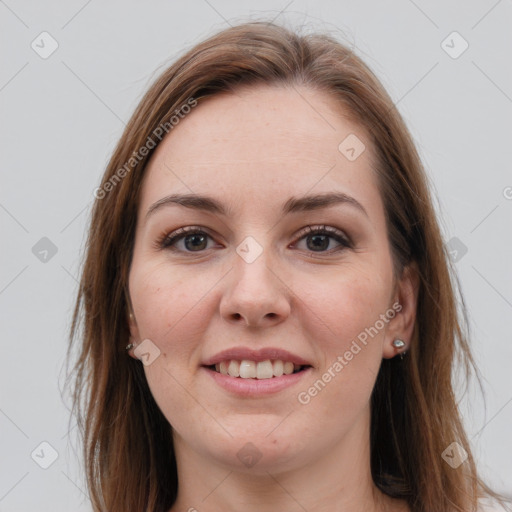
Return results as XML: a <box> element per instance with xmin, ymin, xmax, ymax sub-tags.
<box><xmin>156</xmin><ymin>224</ymin><xmax>352</xmax><ymax>255</ymax></box>
<box><xmin>156</xmin><ymin>226</ymin><xmax>216</xmax><ymax>252</ymax></box>
<box><xmin>293</xmin><ymin>225</ymin><xmax>352</xmax><ymax>254</ymax></box>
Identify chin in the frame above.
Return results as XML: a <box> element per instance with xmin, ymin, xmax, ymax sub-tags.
<box><xmin>204</xmin><ymin>421</ymin><xmax>312</xmax><ymax>474</ymax></box>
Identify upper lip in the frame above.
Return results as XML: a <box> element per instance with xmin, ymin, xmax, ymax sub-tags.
<box><xmin>202</xmin><ymin>347</ymin><xmax>312</xmax><ymax>367</ymax></box>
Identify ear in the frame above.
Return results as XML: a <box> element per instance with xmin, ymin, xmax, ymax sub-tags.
<box><xmin>127</xmin><ymin>310</ymin><xmax>141</xmax><ymax>360</ymax></box>
<box><xmin>382</xmin><ymin>262</ymin><xmax>420</xmax><ymax>359</ymax></box>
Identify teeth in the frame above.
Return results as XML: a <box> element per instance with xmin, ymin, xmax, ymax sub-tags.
<box><xmin>256</xmin><ymin>360</ymin><xmax>273</xmax><ymax>379</ymax></box>
<box><xmin>239</xmin><ymin>360</ymin><xmax>256</xmax><ymax>379</ymax></box>
<box><xmin>283</xmin><ymin>361</ymin><xmax>294</xmax><ymax>375</ymax></box>
<box><xmin>272</xmin><ymin>360</ymin><xmax>284</xmax><ymax>377</ymax></box>
<box><xmin>219</xmin><ymin>361</ymin><xmax>229</xmax><ymax>375</ymax></box>
<box><xmin>212</xmin><ymin>359</ymin><xmax>305</xmax><ymax>379</ymax></box>
<box><xmin>228</xmin><ymin>360</ymin><xmax>240</xmax><ymax>377</ymax></box>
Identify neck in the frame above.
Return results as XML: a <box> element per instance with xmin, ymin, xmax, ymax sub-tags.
<box><xmin>169</xmin><ymin>407</ymin><xmax>407</xmax><ymax>512</ymax></box>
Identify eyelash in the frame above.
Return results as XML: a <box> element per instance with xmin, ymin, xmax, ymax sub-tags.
<box><xmin>154</xmin><ymin>225</ymin><xmax>352</xmax><ymax>255</ymax></box>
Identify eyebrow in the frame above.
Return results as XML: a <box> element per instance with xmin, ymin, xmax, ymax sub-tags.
<box><xmin>145</xmin><ymin>191</ymin><xmax>368</xmax><ymax>220</ymax></box>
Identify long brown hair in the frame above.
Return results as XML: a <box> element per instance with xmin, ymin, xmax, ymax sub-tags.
<box><xmin>65</xmin><ymin>20</ymin><xmax>510</xmax><ymax>512</ymax></box>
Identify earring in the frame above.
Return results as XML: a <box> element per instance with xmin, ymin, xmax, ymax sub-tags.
<box><xmin>126</xmin><ymin>342</ymin><xmax>137</xmax><ymax>351</ymax></box>
<box><xmin>392</xmin><ymin>338</ymin><xmax>407</xmax><ymax>360</ymax></box>
<box><xmin>392</xmin><ymin>339</ymin><xmax>406</xmax><ymax>349</ymax></box>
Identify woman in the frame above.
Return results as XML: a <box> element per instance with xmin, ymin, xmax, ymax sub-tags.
<box><xmin>67</xmin><ymin>20</ymin><xmax>510</xmax><ymax>512</ymax></box>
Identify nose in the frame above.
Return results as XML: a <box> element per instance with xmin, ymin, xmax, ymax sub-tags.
<box><xmin>219</xmin><ymin>248</ymin><xmax>291</xmax><ymax>328</ymax></box>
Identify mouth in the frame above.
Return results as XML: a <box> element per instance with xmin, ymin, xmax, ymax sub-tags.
<box><xmin>201</xmin><ymin>347</ymin><xmax>313</xmax><ymax>395</ymax></box>
<box><xmin>205</xmin><ymin>359</ymin><xmax>311</xmax><ymax>379</ymax></box>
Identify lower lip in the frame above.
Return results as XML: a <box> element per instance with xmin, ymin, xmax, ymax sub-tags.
<box><xmin>203</xmin><ymin>366</ymin><xmax>312</xmax><ymax>396</ymax></box>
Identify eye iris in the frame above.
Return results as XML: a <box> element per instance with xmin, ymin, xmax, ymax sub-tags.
<box><xmin>307</xmin><ymin>234</ymin><xmax>329</xmax><ymax>251</ymax></box>
<box><xmin>185</xmin><ymin>234</ymin><xmax>207</xmax><ymax>251</ymax></box>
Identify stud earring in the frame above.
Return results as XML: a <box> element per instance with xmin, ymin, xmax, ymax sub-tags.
<box><xmin>127</xmin><ymin>313</ymin><xmax>136</xmax><ymax>352</ymax></box>
<box><xmin>392</xmin><ymin>339</ymin><xmax>406</xmax><ymax>349</ymax></box>
<box><xmin>392</xmin><ymin>338</ymin><xmax>407</xmax><ymax>360</ymax></box>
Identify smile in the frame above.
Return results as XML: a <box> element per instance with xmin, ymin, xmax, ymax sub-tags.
<box><xmin>210</xmin><ymin>359</ymin><xmax>307</xmax><ymax>379</ymax></box>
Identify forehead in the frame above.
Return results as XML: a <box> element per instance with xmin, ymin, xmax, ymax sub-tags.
<box><xmin>140</xmin><ymin>85</ymin><xmax>381</xmax><ymax>217</ymax></box>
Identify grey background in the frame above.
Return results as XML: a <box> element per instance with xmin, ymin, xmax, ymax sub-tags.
<box><xmin>1</xmin><ymin>1</ymin><xmax>511</xmax><ymax>510</ymax></box>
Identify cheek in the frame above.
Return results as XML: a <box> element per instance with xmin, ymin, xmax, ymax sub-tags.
<box><xmin>129</xmin><ymin>260</ymin><xmax>218</xmax><ymax>431</ymax></box>
<box><xmin>300</xmin><ymin>264</ymin><xmax>391</xmax><ymax>349</ymax></box>
<box><xmin>293</xmin><ymin>263</ymin><xmax>393</xmax><ymax>407</ymax></box>
<box><xmin>129</xmin><ymin>259</ymin><xmax>217</xmax><ymax>346</ymax></box>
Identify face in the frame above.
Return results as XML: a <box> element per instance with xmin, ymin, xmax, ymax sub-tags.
<box><xmin>128</xmin><ymin>85</ymin><xmax>416</xmax><ymax>473</ymax></box>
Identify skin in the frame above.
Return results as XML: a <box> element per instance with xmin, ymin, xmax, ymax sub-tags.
<box><xmin>127</xmin><ymin>84</ymin><xmax>418</xmax><ymax>512</ymax></box>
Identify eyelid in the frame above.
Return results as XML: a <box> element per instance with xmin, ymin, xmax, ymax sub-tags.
<box><xmin>156</xmin><ymin>224</ymin><xmax>352</xmax><ymax>253</ymax></box>
<box><xmin>154</xmin><ymin>225</ymin><xmax>214</xmax><ymax>251</ymax></box>
<box><xmin>292</xmin><ymin>225</ymin><xmax>351</xmax><ymax>246</ymax></box>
